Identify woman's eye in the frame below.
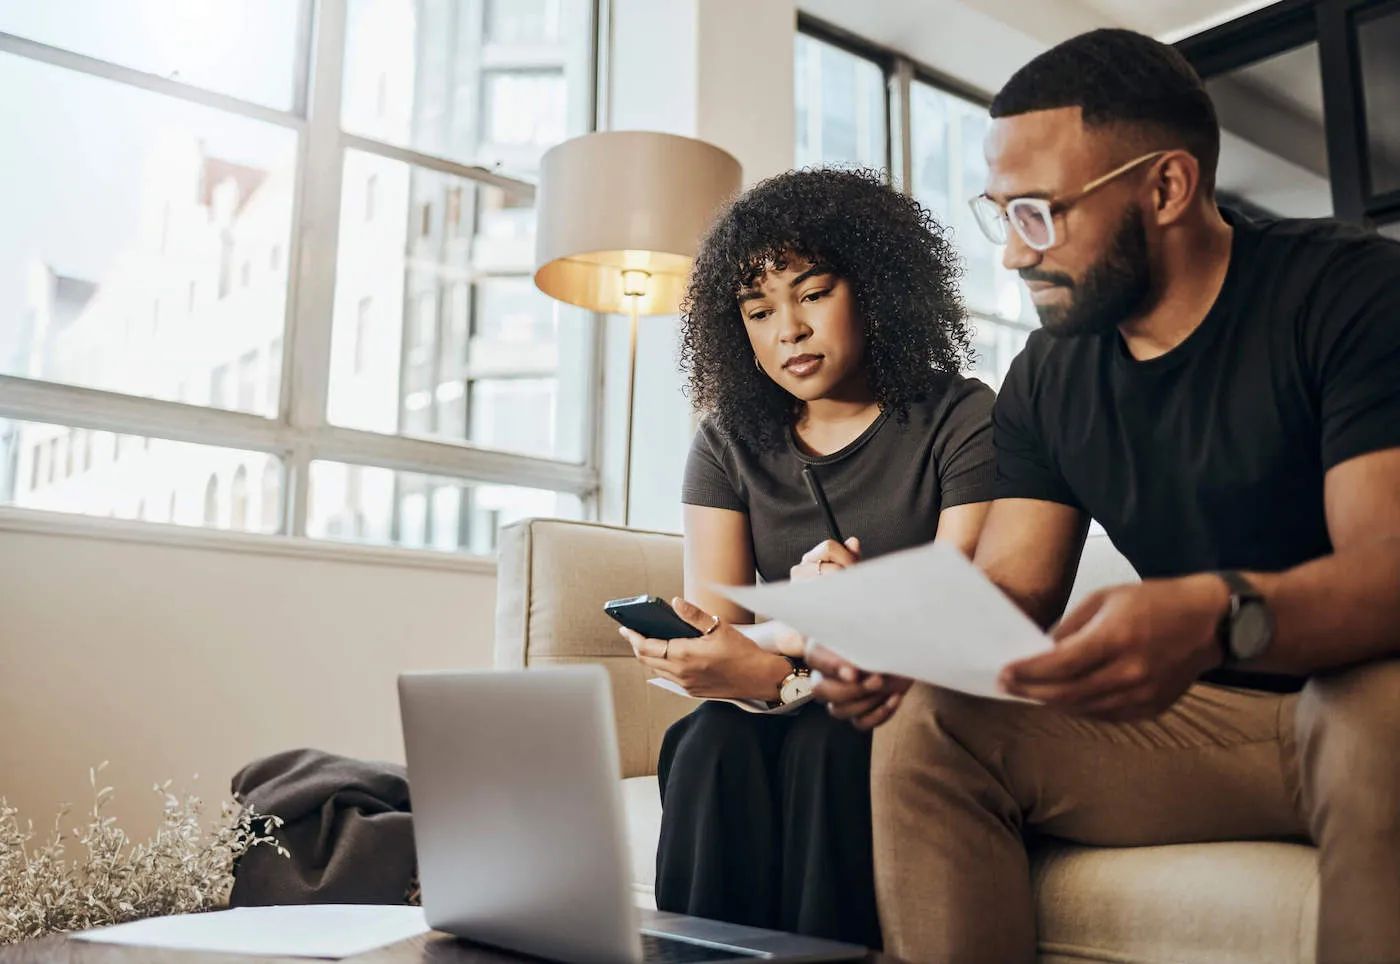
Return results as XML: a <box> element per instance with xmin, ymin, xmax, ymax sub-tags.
<box><xmin>747</xmin><ymin>309</ymin><xmax>772</xmax><ymax>322</ymax></box>
<box><xmin>802</xmin><ymin>289</ymin><xmax>830</xmax><ymax>302</ymax></box>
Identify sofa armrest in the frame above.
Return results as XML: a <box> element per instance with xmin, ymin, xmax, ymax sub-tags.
<box><xmin>494</xmin><ymin>518</ymin><xmax>694</xmax><ymax>778</ymax></box>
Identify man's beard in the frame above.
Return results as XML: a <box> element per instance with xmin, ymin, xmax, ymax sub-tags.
<box><xmin>1025</xmin><ymin>208</ymin><xmax>1151</xmax><ymax>338</ymax></box>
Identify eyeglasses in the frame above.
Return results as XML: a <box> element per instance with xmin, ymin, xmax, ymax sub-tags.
<box><xmin>967</xmin><ymin>151</ymin><xmax>1169</xmax><ymax>252</ymax></box>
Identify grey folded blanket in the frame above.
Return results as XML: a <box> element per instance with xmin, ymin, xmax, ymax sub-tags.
<box><xmin>229</xmin><ymin>748</ymin><xmax>417</xmax><ymax>907</ymax></box>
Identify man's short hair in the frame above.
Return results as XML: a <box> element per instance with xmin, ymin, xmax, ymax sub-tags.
<box><xmin>990</xmin><ymin>28</ymin><xmax>1220</xmax><ymax>192</ymax></box>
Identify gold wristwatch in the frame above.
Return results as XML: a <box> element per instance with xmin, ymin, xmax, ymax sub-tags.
<box><xmin>777</xmin><ymin>657</ymin><xmax>814</xmax><ymax>705</ymax></box>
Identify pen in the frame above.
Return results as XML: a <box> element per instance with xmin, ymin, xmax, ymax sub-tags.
<box><xmin>801</xmin><ymin>465</ymin><xmax>845</xmax><ymax>546</ymax></box>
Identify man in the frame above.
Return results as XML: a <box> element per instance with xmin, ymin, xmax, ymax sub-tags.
<box><xmin>812</xmin><ymin>28</ymin><xmax>1400</xmax><ymax>964</ymax></box>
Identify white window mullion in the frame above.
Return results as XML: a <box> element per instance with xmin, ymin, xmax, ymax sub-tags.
<box><xmin>284</xmin><ymin>0</ymin><xmax>351</xmax><ymax>537</ymax></box>
<box><xmin>889</xmin><ymin>58</ymin><xmax>914</xmax><ymax>194</ymax></box>
<box><xmin>0</xmin><ymin>30</ymin><xmax>305</xmax><ymax>133</ymax></box>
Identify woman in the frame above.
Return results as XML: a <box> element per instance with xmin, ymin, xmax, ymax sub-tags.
<box><xmin>617</xmin><ymin>168</ymin><xmax>994</xmax><ymax>948</ymax></box>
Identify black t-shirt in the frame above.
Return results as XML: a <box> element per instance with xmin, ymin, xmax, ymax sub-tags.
<box><xmin>994</xmin><ymin>213</ymin><xmax>1400</xmax><ymax>690</ymax></box>
<box><xmin>684</xmin><ymin>373</ymin><xmax>996</xmax><ymax>583</ymax></box>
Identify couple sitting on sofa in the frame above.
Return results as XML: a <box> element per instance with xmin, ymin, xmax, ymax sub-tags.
<box><xmin>614</xmin><ymin>29</ymin><xmax>1400</xmax><ymax>964</ymax></box>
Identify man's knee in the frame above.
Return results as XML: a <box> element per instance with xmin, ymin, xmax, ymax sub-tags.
<box><xmin>1298</xmin><ymin>659</ymin><xmax>1400</xmax><ymax>821</ymax></box>
<box><xmin>871</xmin><ymin>684</ymin><xmax>994</xmax><ymax>803</ymax></box>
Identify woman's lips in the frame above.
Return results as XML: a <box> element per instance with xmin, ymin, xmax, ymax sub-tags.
<box><xmin>784</xmin><ymin>354</ymin><xmax>824</xmax><ymax>377</ymax></box>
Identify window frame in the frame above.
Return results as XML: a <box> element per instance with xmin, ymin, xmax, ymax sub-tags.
<box><xmin>0</xmin><ymin>0</ymin><xmax>606</xmax><ymax>552</ymax></box>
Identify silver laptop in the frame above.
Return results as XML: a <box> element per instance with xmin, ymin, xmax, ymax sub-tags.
<box><xmin>398</xmin><ymin>667</ymin><xmax>868</xmax><ymax>964</ymax></box>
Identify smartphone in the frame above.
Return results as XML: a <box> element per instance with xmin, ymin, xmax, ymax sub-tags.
<box><xmin>603</xmin><ymin>595</ymin><xmax>703</xmax><ymax>640</ymax></box>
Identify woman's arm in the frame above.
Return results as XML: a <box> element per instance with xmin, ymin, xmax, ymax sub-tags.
<box><xmin>683</xmin><ymin>503</ymin><xmax>758</xmax><ymax>624</ymax></box>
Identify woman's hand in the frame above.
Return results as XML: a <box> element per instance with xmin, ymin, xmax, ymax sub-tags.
<box><xmin>790</xmin><ymin>537</ymin><xmax>862</xmax><ymax>581</ymax></box>
<box><xmin>619</xmin><ymin>598</ymin><xmax>793</xmax><ymax>701</ymax></box>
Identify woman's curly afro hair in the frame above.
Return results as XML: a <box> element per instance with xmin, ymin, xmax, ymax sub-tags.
<box><xmin>679</xmin><ymin>167</ymin><xmax>974</xmax><ymax>451</ymax></box>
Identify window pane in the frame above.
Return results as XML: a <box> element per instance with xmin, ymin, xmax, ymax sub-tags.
<box><xmin>0</xmin><ymin>418</ymin><xmax>281</xmax><ymax>532</ymax></box>
<box><xmin>794</xmin><ymin>34</ymin><xmax>887</xmax><ymax>171</ymax></box>
<box><xmin>910</xmin><ymin>81</ymin><xmax>1029</xmax><ymax>325</ymax></box>
<box><xmin>0</xmin><ymin>54</ymin><xmax>295</xmax><ymax>417</ymax></box>
<box><xmin>0</xmin><ymin>0</ymin><xmax>300</xmax><ymax>110</ymax></box>
<box><xmin>341</xmin><ymin>0</ymin><xmax>592</xmax><ymax>174</ymax></box>
<box><xmin>1358</xmin><ymin>7</ymin><xmax>1400</xmax><ymax>197</ymax></box>
<box><xmin>307</xmin><ymin>461</ymin><xmax>582</xmax><ymax>554</ymax></box>
<box><xmin>1205</xmin><ymin>44</ymin><xmax>1333</xmax><ymax>218</ymax></box>
<box><xmin>327</xmin><ymin>150</ymin><xmax>591</xmax><ymax>462</ymax></box>
<box><xmin>967</xmin><ymin>317</ymin><xmax>1032</xmax><ymax>391</ymax></box>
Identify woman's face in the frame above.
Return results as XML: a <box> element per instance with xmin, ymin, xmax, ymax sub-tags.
<box><xmin>738</xmin><ymin>257</ymin><xmax>866</xmax><ymax>403</ymax></box>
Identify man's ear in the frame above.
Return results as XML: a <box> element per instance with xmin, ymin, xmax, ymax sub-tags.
<box><xmin>1150</xmin><ymin>150</ymin><xmax>1202</xmax><ymax>227</ymax></box>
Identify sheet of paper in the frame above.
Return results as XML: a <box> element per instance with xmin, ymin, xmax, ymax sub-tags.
<box><xmin>73</xmin><ymin>904</ymin><xmax>430</xmax><ymax>959</ymax></box>
<box><xmin>718</xmin><ymin>542</ymin><xmax>1052</xmax><ymax>701</ymax></box>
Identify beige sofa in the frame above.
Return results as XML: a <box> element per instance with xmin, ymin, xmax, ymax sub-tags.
<box><xmin>495</xmin><ymin>518</ymin><xmax>1321</xmax><ymax>964</ymax></box>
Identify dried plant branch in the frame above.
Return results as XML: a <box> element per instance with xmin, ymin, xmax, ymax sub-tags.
<box><xmin>0</xmin><ymin>763</ymin><xmax>287</xmax><ymax>944</ymax></box>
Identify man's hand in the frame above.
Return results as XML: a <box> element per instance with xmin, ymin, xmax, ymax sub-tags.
<box><xmin>807</xmin><ymin>644</ymin><xmax>911</xmax><ymax>730</ymax></box>
<box><xmin>1000</xmin><ymin>574</ymin><xmax>1229</xmax><ymax>720</ymax></box>
<box><xmin>619</xmin><ymin>598</ymin><xmax>792</xmax><ymax>701</ymax></box>
<box><xmin>790</xmin><ymin>537</ymin><xmax>862</xmax><ymax>581</ymax></box>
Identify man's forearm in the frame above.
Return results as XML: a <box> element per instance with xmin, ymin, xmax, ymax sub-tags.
<box><xmin>1242</xmin><ymin>537</ymin><xmax>1400</xmax><ymax>675</ymax></box>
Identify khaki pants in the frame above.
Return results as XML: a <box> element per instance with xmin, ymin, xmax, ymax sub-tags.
<box><xmin>871</xmin><ymin>660</ymin><xmax>1400</xmax><ymax>964</ymax></box>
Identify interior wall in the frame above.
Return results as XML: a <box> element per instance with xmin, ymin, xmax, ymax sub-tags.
<box><xmin>0</xmin><ymin>514</ymin><xmax>497</xmax><ymax>840</ymax></box>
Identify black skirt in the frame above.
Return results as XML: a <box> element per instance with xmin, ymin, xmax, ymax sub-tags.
<box><xmin>654</xmin><ymin>701</ymin><xmax>881</xmax><ymax>949</ymax></box>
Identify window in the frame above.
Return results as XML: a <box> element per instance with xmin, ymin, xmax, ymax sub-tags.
<box><xmin>230</xmin><ymin>464</ymin><xmax>249</xmax><ymax>531</ymax></box>
<box><xmin>307</xmin><ymin>461</ymin><xmax>583</xmax><ymax>554</ymax></box>
<box><xmin>327</xmin><ymin>158</ymin><xmax>592</xmax><ymax>463</ymax></box>
<box><xmin>354</xmin><ymin>298</ymin><xmax>373</xmax><ymax>375</ymax></box>
<box><xmin>795</xmin><ymin>22</ymin><xmax>1035</xmax><ymax>389</ymax></box>
<box><xmin>203</xmin><ymin>475</ymin><xmax>220</xmax><ymax>527</ymax></box>
<box><xmin>0</xmin><ymin>0</ymin><xmax>597</xmax><ymax>550</ymax></box>
<box><xmin>1</xmin><ymin>420</ymin><xmax>280</xmax><ymax>529</ymax></box>
<box><xmin>794</xmin><ymin>32</ymin><xmax>888</xmax><ymax>171</ymax></box>
<box><xmin>261</xmin><ymin>461</ymin><xmax>281</xmax><ymax>532</ymax></box>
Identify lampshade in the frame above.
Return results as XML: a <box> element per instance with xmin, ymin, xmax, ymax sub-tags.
<box><xmin>533</xmin><ymin>131</ymin><xmax>743</xmax><ymax>315</ymax></box>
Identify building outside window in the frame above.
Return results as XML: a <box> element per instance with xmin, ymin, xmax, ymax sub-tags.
<box><xmin>0</xmin><ymin>0</ymin><xmax>597</xmax><ymax>554</ymax></box>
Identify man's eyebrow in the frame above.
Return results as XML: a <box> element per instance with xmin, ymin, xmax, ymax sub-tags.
<box><xmin>984</xmin><ymin>188</ymin><xmax>1055</xmax><ymax>204</ymax></box>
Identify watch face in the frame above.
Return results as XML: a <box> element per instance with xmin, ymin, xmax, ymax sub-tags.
<box><xmin>781</xmin><ymin>674</ymin><xmax>815</xmax><ymax>704</ymax></box>
<box><xmin>1231</xmin><ymin>600</ymin><xmax>1274</xmax><ymax>662</ymax></box>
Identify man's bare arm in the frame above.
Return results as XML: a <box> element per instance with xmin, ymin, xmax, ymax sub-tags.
<box><xmin>974</xmin><ymin>497</ymin><xmax>1092</xmax><ymax>629</ymax></box>
<box><xmin>1241</xmin><ymin>447</ymin><xmax>1400</xmax><ymax>674</ymax></box>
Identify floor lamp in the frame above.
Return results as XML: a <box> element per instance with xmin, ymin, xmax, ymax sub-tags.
<box><xmin>533</xmin><ymin>131</ymin><xmax>742</xmax><ymax>525</ymax></box>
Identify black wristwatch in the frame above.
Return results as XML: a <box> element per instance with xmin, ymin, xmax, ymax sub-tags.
<box><xmin>1215</xmin><ymin>571</ymin><xmax>1274</xmax><ymax>667</ymax></box>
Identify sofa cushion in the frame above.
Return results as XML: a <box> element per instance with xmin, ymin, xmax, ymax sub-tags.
<box><xmin>496</xmin><ymin>519</ymin><xmax>692</xmax><ymax>778</ymax></box>
<box><xmin>620</xmin><ymin>777</ymin><xmax>1318</xmax><ymax>963</ymax></box>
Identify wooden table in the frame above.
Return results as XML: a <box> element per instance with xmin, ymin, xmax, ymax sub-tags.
<box><xmin>1</xmin><ymin>932</ymin><xmax>907</xmax><ymax>963</ymax></box>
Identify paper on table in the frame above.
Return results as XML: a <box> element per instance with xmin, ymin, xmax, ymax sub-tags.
<box><xmin>73</xmin><ymin>904</ymin><xmax>430</xmax><ymax>959</ymax></box>
<box><xmin>717</xmin><ymin>541</ymin><xmax>1052</xmax><ymax>701</ymax></box>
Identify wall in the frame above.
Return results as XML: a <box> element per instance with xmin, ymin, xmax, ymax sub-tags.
<box><xmin>0</xmin><ymin>511</ymin><xmax>497</xmax><ymax>839</ymax></box>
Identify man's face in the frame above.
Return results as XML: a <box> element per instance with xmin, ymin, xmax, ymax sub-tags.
<box><xmin>983</xmin><ymin>107</ymin><xmax>1152</xmax><ymax>337</ymax></box>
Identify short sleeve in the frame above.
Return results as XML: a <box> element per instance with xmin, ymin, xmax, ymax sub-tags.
<box><xmin>932</xmin><ymin>377</ymin><xmax>997</xmax><ymax>507</ymax></box>
<box><xmin>681</xmin><ymin>421</ymin><xmax>747</xmax><ymax>512</ymax></box>
<box><xmin>992</xmin><ymin>344</ymin><xmax>1083</xmax><ymax>508</ymax></box>
<box><xmin>1308</xmin><ymin>239</ymin><xmax>1400</xmax><ymax>471</ymax></box>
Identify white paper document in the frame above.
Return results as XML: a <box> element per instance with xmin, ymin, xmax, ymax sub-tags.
<box><xmin>718</xmin><ymin>542</ymin><xmax>1052</xmax><ymax>701</ymax></box>
<box><xmin>74</xmin><ymin>904</ymin><xmax>430</xmax><ymax>959</ymax></box>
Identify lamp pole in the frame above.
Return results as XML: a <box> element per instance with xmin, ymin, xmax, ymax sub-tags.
<box><xmin>620</xmin><ymin>270</ymin><xmax>649</xmax><ymax>527</ymax></box>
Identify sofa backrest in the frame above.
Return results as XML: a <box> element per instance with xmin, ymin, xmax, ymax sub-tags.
<box><xmin>495</xmin><ymin>519</ymin><xmax>1139</xmax><ymax>778</ymax></box>
<box><xmin>495</xmin><ymin>518</ymin><xmax>692</xmax><ymax>779</ymax></box>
